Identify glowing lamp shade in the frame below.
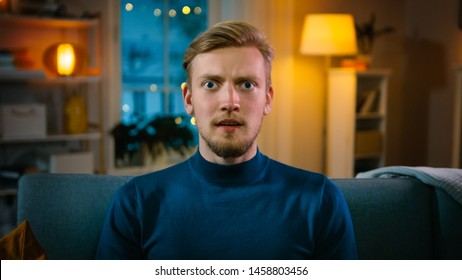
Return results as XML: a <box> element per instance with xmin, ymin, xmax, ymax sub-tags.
<box><xmin>300</xmin><ymin>14</ymin><xmax>357</xmax><ymax>56</ymax></box>
<box><xmin>44</xmin><ymin>43</ymin><xmax>85</xmax><ymax>76</ymax></box>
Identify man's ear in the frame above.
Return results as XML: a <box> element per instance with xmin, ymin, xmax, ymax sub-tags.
<box><xmin>264</xmin><ymin>85</ymin><xmax>274</xmax><ymax>115</ymax></box>
<box><xmin>182</xmin><ymin>83</ymin><xmax>194</xmax><ymax>115</ymax></box>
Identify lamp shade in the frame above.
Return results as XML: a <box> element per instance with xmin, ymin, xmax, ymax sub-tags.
<box><xmin>300</xmin><ymin>14</ymin><xmax>357</xmax><ymax>56</ymax></box>
<box><xmin>43</xmin><ymin>43</ymin><xmax>86</xmax><ymax>76</ymax></box>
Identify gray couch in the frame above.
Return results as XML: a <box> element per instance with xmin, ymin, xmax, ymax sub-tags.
<box><xmin>17</xmin><ymin>173</ymin><xmax>462</xmax><ymax>259</ymax></box>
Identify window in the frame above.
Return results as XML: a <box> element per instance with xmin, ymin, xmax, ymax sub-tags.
<box><xmin>116</xmin><ymin>0</ymin><xmax>207</xmax><ymax>167</ymax></box>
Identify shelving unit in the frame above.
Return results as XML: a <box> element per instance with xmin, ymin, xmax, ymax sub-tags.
<box><xmin>0</xmin><ymin>14</ymin><xmax>104</xmax><ymax>170</ymax></box>
<box><xmin>326</xmin><ymin>68</ymin><xmax>391</xmax><ymax>178</ymax></box>
<box><xmin>0</xmin><ymin>14</ymin><xmax>103</xmax><ymax>236</ymax></box>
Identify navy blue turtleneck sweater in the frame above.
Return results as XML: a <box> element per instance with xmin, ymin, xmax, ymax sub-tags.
<box><xmin>96</xmin><ymin>150</ymin><xmax>357</xmax><ymax>259</ymax></box>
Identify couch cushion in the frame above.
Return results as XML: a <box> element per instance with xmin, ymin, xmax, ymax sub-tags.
<box><xmin>334</xmin><ymin>178</ymin><xmax>434</xmax><ymax>259</ymax></box>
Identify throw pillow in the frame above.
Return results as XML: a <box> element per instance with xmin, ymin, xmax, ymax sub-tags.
<box><xmin>0</xmin><ymin>220</ymin><xmax>47</xmax><ymax>260</ymax></box>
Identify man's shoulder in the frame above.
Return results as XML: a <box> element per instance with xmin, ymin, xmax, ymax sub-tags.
<box><xmin>267</xmin><ymin>157</ymin><xmax>325</xmax><ymax>180</ymax></box>
<box><xmin>116</xmin><ymin>159</ymin><xmax>191</xmax><ymax>194</ymax></box>
<box><xmin>136</xmin><ymin>159</ymin><xmax>190</xmax><ymax>181</ymax></box>
<box><xmin>264</xmin><ymin>156</ymin><xmax>340</xmax><ymax>193</ymax></box>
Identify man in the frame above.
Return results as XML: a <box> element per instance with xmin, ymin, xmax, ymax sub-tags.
<box><xmin>96</xmin><ymin>20</ymin><xmax>358</xmax><ymax>259</ymax></box>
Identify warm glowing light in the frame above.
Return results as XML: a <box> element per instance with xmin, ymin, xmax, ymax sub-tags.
<box><xmin>194</xmin><ymin>7</ymin><xmax>202</xmax><ymax>15</ymax></box>
<box><xmin>182</xmin><ymin>6</ymin><xmax>191</xmax><ymax>15</ymax></box>
<box><xmin>149</xmin><ymin>84</ymin><xmax>158</xmax><ymax>92</ymax></box>
<box><xmin>125</xmin><ymin>3</ymin><xmax>133</xmax><ymax>12</ymax></box>
<box><xmin>190</xmin><ymin>117</ymin><xmax>196</xmax><ymax>126</ymax></box>
<box><xmin>181</xmin><ymin>82</ymin><xmax>187</xmax><ymax>90</ymax></box>
<box><xmin>153</xmin><ymin>8</ymin><xmax>161</xmax><ymax>16</ymax></box>
<box><xmin>0</xmin><ymin>0</ymin><xmax>7</xmax><ymax>12</ymax></box>
<box><xmin>300</xmin><ymin>14</ymin><xmax>357</xmax><ymax>55</ymax></box>
<box><xmin>57</xmin><ymin>43</ymin><xmax>75</xmax><ymax>76</ymax></box>
<box><xmin>169</xmin><ymin>9</ymin><xmax>176</xmax><ymax>17</ymax></box>
<box><xmin>175</xmin><ymin>117</ymin><xmax>182</xmax><ymax>125</ymax></box>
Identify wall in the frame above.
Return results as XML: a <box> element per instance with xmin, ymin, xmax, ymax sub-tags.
<box><xmin>403</xmin><ymin>0</ymin><xmax>461</xmax><ymax>166</ymax></box>
<box><xmin>281</xmin><ymin>0</ymin><xmax>461</xmax><ymax>171</ymax></box>
<box><xmin>68</xmin><ymin>0</ymin><xmax>462</xmax><ymax>173</ymax></box>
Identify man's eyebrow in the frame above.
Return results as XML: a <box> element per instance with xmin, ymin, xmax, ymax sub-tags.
<box><xmin>195</xmin><ymin>74</ymin><xmax>263</xmax><ymax>85</ymax></box>
<box><xmin>196</xmin><ymin>74</ymin><xmax>224</xmax><ymax>82</ymax></box>
<box><xmin>235</xmin><ymin>75</ymin><xmax>263</xmax><ymax>83</ymax></box>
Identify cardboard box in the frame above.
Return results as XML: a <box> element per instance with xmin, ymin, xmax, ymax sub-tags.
<box><xmin>355</xmin><ymin>130</ymin><xmax>382</xmax><ymax>156</ymax></box>
<box><xmin>1</xmin><ymin>104</ymin><xmax>46</xmax><ymax>139</ymax></box>
<box><xmin>49</xmin><ymin>152</ymin><xmax>94</xmax><ymax>174</ymax></box>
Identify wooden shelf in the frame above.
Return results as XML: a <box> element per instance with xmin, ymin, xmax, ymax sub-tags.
<box><xmin>0</xmin><ymin>14</ymin><xmax>98</xmax><ymax>28</ymax></box>
<box><xmin>0</xmin><ymin>70</ymin><xmax>101</xmax><ymax>84</ymax></box>
<box><xmin>356</xmin><ymin>113</ymin><xmax>384</xmax><ymax>120</ymax></box>
<box><xmin>0</xmin><ymin>188</ymin><xmax>17</xmax><ymax>197</ymax></box>
<box><xmin>357</xmin><ymin>68</ymin><xmax>392</xmax><ymax>77</ymax></box>
<box><xmin>354</xmin><ymin>153</ymin><xmax>383</xmax><ymax>160</ymax></box>
<box><xmin>30</xmin><ymin>75</ymin><xmax>101</xmax><ymax>85</ymax></box>
<box><xmin>0</xmin><ymin>69</ymin><xmax>46</xmax><ymax>81</ymax></box>
<box><xmin>0</xmin><ymin>131</ymin><xmax>101</xmax><ymax>144</ymax></box>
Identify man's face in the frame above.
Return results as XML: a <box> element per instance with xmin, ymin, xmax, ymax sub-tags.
<box><xmin>182</xmin><ymin>46</ymin><xmax>273</xmax><ymax>164</ymax></box>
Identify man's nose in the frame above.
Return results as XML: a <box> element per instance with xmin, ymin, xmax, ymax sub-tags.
<box><xmin>221</xmin><ymin>85</ymin><xmax>240</xmax><ymax>112</ymax></box>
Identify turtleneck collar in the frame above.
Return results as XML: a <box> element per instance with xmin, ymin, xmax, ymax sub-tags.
<box><xmin>188</xmin><ymin>149</ymin><xmax>269</xmax><ymax>185</ymax></box>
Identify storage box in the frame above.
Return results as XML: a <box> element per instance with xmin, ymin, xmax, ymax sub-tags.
<box><xmin>1</xmin><ymin>104</ymin><xmax>46</xmax><ymax>139</ymax></box>
<box><xmin>49</xmin><ymin>152</ymin><xmax>94</xmax><ymax>174</ymax></box>
<box><xmin>355</xmin><ymin>130</ymin><xmax>382</xmax><ymax>156</ymax></box>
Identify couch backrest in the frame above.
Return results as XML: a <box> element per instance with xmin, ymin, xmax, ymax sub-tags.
<box><xmin>17</xmin><ymin>174</ymin><xmax>462</xmax><ymax>260</ymax></box>
<box><xmin>335</xmin><ymin>178</ymin><xmax>462</xmax><ymax>260</ymax></box>
<box><xmin>17</xmin><ymin>174</ymin><xmax>133</xmax><ymax>260</ymax></box>
<box><xmin>335</xmin><ymin>178</ymin><xmax>435</xmax><ymax>259</ymax></box>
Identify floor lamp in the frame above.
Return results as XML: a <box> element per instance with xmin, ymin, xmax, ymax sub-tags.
<box><xmin>299</xmin><ymin>14</ymin><xmax>358</xmax><ymax>174</ymax></box>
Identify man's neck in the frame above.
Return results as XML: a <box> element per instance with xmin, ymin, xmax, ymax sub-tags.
<box><xmin>198</xmin><ymin>144</ymin><xmax>258</xmax><ymax>165</ymax></box>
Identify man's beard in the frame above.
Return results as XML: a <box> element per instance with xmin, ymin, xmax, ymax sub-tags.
<box><xmin>199</xmin><ymin>118</ymin><xmax>262</xmax><ymax>159</ymax></box>
<box><xmin>203</xmin><ymin>132</ymin><xmax>257</xmax><ymax>158</ymax></box>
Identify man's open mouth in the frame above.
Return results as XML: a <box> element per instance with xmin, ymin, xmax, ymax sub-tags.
<box><xmin>214</xmin><ymin>118</ymin><xmax>245</xmax><ymax>132</ymax></box>
<box><xmin>216</xmin><ymin>119</ymin><xmax>242</xmax><ymax>126</ymax></box>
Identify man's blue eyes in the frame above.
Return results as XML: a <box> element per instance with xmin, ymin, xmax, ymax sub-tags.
<box><xmin>204</xmin><ymin>81</ymin><xmax>215</xmax><ymax>89</ymax></box>
<box><xmin>203</xmin><ymin>81</ymin><xmax>254</xmax><ymax>89</ymax></box>
<box><xmin>242</xmin><ymin>82</ymin><xmax>253</xmax><ymax>89</ymax></box>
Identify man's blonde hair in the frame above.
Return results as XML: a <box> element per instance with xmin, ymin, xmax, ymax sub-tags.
<box><xmin>182</xmin><ymin>20</ymin><xmax>275</xmax><ymax>88</ymax></box>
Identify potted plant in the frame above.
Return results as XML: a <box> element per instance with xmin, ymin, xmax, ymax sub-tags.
<box><xmin>111</xmin><ymin>115</ymin><xmax>195</xmax><ymax>167</ymax></box>
<box><xmin>138</xmin><ymin>116</ymin><xmax>195</xmax><ymax>163</ymax></box>
<box><xmin>355</xmin><ymin>13</ymin><xmax>395</xmax><ymax>67</ymax></box>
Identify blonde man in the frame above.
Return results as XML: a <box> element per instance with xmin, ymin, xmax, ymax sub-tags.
<box><xmin>96</xmin><ymin>21</ymin><xmax>357</xmax><ymax>260</ymax></box>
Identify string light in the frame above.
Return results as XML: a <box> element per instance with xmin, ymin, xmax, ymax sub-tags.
<box><xmin>150</xmin><ymin>84</ymin><xmax>158</xmax><ymax>92</ymax></box>
<box><xmin>141</xmin><ymin>6</ymin><xmax>204</xmax><ymax>17</ymax></box>
<box><xmin>194</xmin><ymin>7</ymin><xmax>202</xmax><ymax>14</ymax></box>
<box><xmin>125</xmin><ymin>3</ymin><xmax>133</xmax><ymax>12</ymax></box>
<box><xmin>182</xmin><ymin>6</ymin><xmax>191</xmax><ymax>15</ymax></box>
